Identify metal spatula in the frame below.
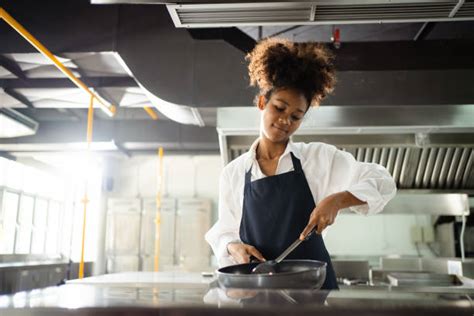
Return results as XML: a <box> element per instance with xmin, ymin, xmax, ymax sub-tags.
<box><xmin>251</xmin><ymin>229</ymin><xmax>316</xmax><ymax>274</ymax></box>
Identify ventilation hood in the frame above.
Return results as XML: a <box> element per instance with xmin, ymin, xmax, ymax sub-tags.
<box><xmin>217</xmin><ymin>104</ymin><xmax>474</xmax><ymax>192</ymax></box>
<box><xmin>167</xmin><ymin>0</ymin><xmax>474</xmax><ymax>28</ymax></box>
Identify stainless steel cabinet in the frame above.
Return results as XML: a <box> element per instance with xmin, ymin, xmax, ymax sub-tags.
<box><xmin>106</xmin><ymin>197</ymin><xmax>211</xmax><ymax>272</ymax></box>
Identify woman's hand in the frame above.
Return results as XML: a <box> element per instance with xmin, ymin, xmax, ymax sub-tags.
<box><xmin>299</xmin><ymin>191</ymin><xmax>365</xmax><ymax>239</ymax></box>
<box><xmin>227</xmin><ymin>242</ymin><xmax>266</xmax><ymax>264</ymax></box>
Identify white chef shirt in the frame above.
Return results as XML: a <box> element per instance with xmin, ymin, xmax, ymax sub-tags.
<box><xmin>205</xmin><ymin>138</ymin><xmax>397</xmax><ymax>267</ymax></box>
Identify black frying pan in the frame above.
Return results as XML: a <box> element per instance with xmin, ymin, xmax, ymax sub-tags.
<box><xmin>216</xmin><ymin>259</ymin><xmax>327</xmax><ymax>289</ymax></box>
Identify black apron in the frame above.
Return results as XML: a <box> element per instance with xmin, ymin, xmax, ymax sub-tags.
<box><xmin>239</xmin><ymin>152</ymin><xmax>338</xmax><ymax>290</ymax></box>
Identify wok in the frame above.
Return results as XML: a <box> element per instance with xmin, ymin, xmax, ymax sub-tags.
<box><xmin>216</xmin><ymin>259</ymin><xmax>326</xmax><ymax>289</ymax></box>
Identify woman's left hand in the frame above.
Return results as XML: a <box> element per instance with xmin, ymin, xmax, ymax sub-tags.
<box><xmin>299</xmin><ymin>191</ymin><xmax>365</xmax><ymax>239</ymax></box>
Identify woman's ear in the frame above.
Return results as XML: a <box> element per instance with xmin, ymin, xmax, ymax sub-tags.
<box><xmin>257</xmin><ymin>95</ymin><xmax>266</xmax><ymax>110</ymax></box>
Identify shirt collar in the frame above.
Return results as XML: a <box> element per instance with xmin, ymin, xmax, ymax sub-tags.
<box><xmin>244</xmin><ymin>137</ymin><xmax>302</xmax><ymax>172</ymax></box>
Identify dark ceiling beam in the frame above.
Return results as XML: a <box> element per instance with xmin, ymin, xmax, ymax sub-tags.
<box><xmin>187</xmin><ymin>27</ymin><xmax>256</xmax><ymax>53</ymax></box>
<box><xmin>333</xmin><ymin>40</ymin><xmax>474</xmax><ymax>71</ymax></box>
<box><xmin>268</xmin><ymin>26</ymin><xmax>302</xmax><ymax>38</ymax></box>
<box><xmin>1</xmin><ymin>1</ymin><xmax>119</xmax><ymax>54</ymax></box>
<box><xmin>0</xmin><ymin>119</ymin><xmax>219</xmax><ymax>152</ymax></box>
<box><xmin>3</xmin><ymin>87</ymin><xmax>35</xmax><ymax>108</ymax></box>
<box><xmin>0</xmin><ymin>77</ymin><xmax>138</xmax><ymax>89</ymax></box>
<box><xmin>0</xmin><ymin>55</ymin><xmax>27</xmax><ymax>81</ymax></box>
<box><xmin>414</xmin><ymin>22</ymin><xmax>435</xmax><ymax>41</ymax></box>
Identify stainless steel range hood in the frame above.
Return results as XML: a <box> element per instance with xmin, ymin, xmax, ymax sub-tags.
<box><xmin>217</xmin><ymin>104</ymin><xmax>474</xmax><ymax>192</ymax></box>
<box><xmin>167</xmin><ymin>0</ymin><xmax>474</xmax><ymax>28</ymax></box>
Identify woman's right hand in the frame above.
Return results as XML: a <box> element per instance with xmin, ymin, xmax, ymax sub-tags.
<box><xmin>227</xmin><ymin>242</ymin><xmax>266</xmax><ymax>264</ymax></box>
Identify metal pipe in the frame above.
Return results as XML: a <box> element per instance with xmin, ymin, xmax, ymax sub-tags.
<box><xmin>0</xmin><ymin>8</ymin><xmax>116</xmax><ymax>117</ymax></box>
<box><xmin>79</xmin><ymin>96</ymin><xmax>94</xmax><ymax>279</ymax></box>
<box><xmin>86</xmin><ymin>97</ymin><xmax>94</xmax><ymax>148</ymax></box>
<box><xmin>154</xmin><ymin>147</ymin><xmax>164</xmax><ymax>272</ymax></box>
<box><xmin>143</xmin><ymin>106</ymin><xmax>159</xmax><ymax>120</ymax></box>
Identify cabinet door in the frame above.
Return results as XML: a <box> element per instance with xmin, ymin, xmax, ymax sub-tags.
<box><xmin>107</xmin><ymin>255</ymin><xmax>139</xmax><ymax>272</ymax></box>
<box><xmin>175</xmin><ymin>199</ymin><xmax>211</xmax><ymax>270</ymax></box>
<box><xmin>140</xmin><ymin>198</ymin><xmax>176</xmax><ymax>270</ymax></box>
<box><xmin>106</xmin><ymin>198</ymin><xmax>141</xmax><ymax>259</ymax></box>
<box><xmin>140</xmin><ymin>211</ymin><xmax>176</xmax><ymax>257</ymax></box>
<box><xmin>106</xmin><ymin>212</ymin><xmax>140</xmax><ymax>256</ymax></box>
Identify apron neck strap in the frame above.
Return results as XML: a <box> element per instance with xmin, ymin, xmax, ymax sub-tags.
<box><xmin>245</xmin><ymin>151</ymin><xmax>302</xmax><ymax>184</ymax></box>
<box><xmin>290</xmin><ymin>152</ymin><xmax>303</xmax><ymax>172</ymax></box>
<box><xmin>245</xmin><ymin>165</ymin><xmax>253</xmax><ymax>185</ymax></box>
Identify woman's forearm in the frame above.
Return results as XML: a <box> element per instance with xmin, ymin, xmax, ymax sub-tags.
<box><xmin>331</xmin><ymin>191</ymin><xmax>366</xmax><ymax>211</ymax></box>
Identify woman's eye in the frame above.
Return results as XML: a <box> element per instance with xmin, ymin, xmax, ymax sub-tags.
<box><xmin>291</xmin><ymin>116</ymin><xmax>302</xmax><ymax>121</ymax></box>
<box><xmin>275</xmin><ymin>106</ymin><xmax>284</xmax><ymax>112</ymax></box>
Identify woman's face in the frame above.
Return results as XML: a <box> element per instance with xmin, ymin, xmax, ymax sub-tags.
<box><xmin>259</xmin><ymin>88</ymin><xmax>310</xmax><ymax>143</ymax></box>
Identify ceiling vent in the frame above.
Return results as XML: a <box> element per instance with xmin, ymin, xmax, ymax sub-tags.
<box><xmin>167</xmin><ymin>1</ymin><xmax>474</xmax><ymax>28</ymax></box>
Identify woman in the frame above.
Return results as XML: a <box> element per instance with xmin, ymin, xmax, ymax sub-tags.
<box><xmin>205</xmin><ymin>38</ymin><xmax>397</xmax><ymax>290</ymax></box>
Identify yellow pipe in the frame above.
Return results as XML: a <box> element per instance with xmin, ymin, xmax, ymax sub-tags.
<box><xmin>79</xmin><ymin>96</ymin><xmax>94</xmax><ymax>279</ymax></box>
<box><xmin>79</xmin><ymin>194</ymin><xmax>89</xmax><ymax>279</ymax></box>
<box><xmin>154</xmin><ymin>147</ymin><xmax>164</xmax><ymax>272</ymax></box>
<box><xmin>86</xmin><ymin>96</ymin><xmax>94</xmax><ymax>147</ymax></box>
<box><xmin>0</xmin><ymin>7</ymin><xmax>116</xmax><ymax>117</ymax></box>
<box><xmin>144</xmin><ymin>106</ymin><xmax>159</xmax><ymax>120</ymax></box>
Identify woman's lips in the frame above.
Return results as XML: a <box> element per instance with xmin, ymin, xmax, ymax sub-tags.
<box><xmin>272</xmin><ymin>124</ymin><xmax>288</xmax><ymax>134</ymax></box>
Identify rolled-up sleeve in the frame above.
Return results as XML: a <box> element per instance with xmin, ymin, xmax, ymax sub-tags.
<box><xmin>325</xmin><ymin>148</ymin><xmax>397</xmax><ymax>215</ymax></box>
<box><xmin>205</xmin><ymin>169</ymin><xmax>240</xmax><ymax>267</ymax></box>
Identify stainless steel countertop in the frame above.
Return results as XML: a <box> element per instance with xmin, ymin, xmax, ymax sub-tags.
<box><xmin>1</xmin><ymin>283</ymin><xmax>473</xmax><ymax>309</ymax></box>
<box><xmin>0</xmin><ymin>272</ymin><xmax>473</xmax><ymax>314</ymax></box>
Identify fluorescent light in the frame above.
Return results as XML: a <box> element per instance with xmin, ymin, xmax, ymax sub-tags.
<box><xmin>0</xmin><ymin>108</ymin><xmax>38</xmax><ymax>138</ymax></box>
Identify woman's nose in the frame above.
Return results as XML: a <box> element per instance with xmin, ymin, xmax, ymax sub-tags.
<box><xmin>278</xmin><ymin>116</ymin><xmax>290</xmax><ymax>125</ymax></box>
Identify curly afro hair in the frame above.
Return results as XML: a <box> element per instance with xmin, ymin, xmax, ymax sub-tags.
<box><xmin>246</xmin><ymin>37</ymin><xmax>336</xmax><ymax>109</ymax></box>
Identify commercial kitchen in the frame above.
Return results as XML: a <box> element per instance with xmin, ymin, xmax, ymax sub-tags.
<box><xmin>0</xmin><ymin>0</ymin><xmax>474</xmax><ymax>315</ymax></box>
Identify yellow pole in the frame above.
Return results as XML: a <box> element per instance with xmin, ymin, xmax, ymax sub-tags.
<box><xmin>0</xmin><ymin>7</ymin><xmax>116</xmax><ymax>117</ymax></box>
<box><xmin>79</xmin><ymin>95</ymin><xmax>94</xmax><ymax>279</ymax></box>
<box><xmin>86</xmin><ymin>97</ymin><xmax>94</xmax><ymax>147</ymax></box>
<box><xmin>154</xmin><ymin>147</ymin><xmax>164</xmax><ymax>271</ymax></box>
<box><xmin>79</xmin><ymin>194</ymin><xmax>89</xmax><ymax>279</ymax></box>
<box><xmin>143</xmin><ymin>106</ymin><xmax>159</xmax><ymax>120</ymax></box>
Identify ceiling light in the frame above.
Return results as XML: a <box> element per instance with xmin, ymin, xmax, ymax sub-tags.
<box><xmin>0</xmin><ymin>108</ymin><xmax>38</xmax><ymax>138</ymax></box>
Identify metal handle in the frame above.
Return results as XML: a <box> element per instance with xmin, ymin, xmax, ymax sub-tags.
<box><xmin>275</xmin><ymin>228</ymin><xmax>316</xmax><ymax>263</ymax></box>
